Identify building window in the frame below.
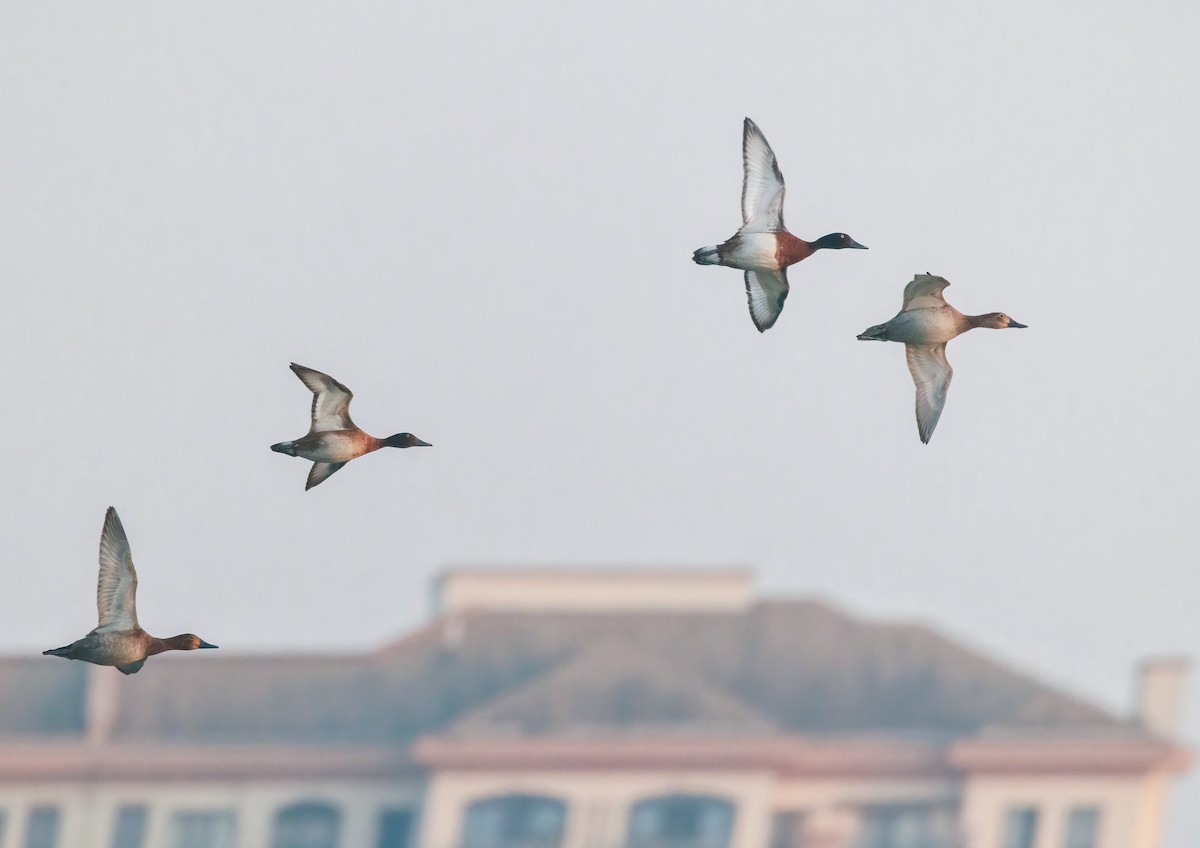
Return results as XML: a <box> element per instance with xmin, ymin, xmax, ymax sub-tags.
<box><xmin>111</xmin><ymin>805</ymin><xmax>149</xmax><ymax>848</ymax></box>
<box><xmin>24</xmin><ymin>806</ymin><xmax>60</xmax><ymax>848</ymax></box>
<box><xmin>377</xmin><ymin>809</ymin><xmax>416</xmax><ymax>848</ymax></box>
<box><xmin>271</xmin><ymin>802</ymin><xmax>341</xmax><ymax>848</ymax></box>
<box><xmin>169</xmin><ymin>811</ymin><xmax>237</xmax><ymax>848</ymax></box>
<box><xmin>1064</xmin><ymin>807</ymin><xmax>1100</xmax><ymax>848</ymax></box>
<box><xmin>627</xmin><ymin>794</ymin><xmax>736</xmax><ymax>848</ymax></box>
<box><xmin>770</xmin><ymin>811</ymin><xmax>805</xmax><ymax>848</ymax></box>
<box><xmin>463</xmin><ymin>794</ymin><xmax>567</xmax><ymax>848</ymax></box>
<box><xmin>1002</xmin><ymin>808</ymin><xmax>1038</xmax><ymax>848</ymax></box>
<box><xmin>857</xmin><ymin>804</ymin><xmax>957</xmax><ymax>848</ymax></box>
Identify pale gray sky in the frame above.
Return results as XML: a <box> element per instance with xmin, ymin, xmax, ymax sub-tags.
<box><xmin>2</xmin><ymin>1</ymin><xmax>1198</xmax><ymax>843</ymax></box>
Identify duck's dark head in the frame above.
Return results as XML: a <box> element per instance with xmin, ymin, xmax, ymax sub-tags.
<box><xmin>384</xmin><ymin>433</ymin><xmax>432</xmax><ymax>448</ymax></box>
<box><xmin>812</xmin><ymin>232</ymin><xmax>868</xmax><ymax>250</ymax></box>
<box><xmin>974</xmin><ymin>312</ymin><xmax>1027</xmax><ymax>330</ymax></box>
<box><xmin>167</xmin><ymin>634</ymin><xmax>219</xmax><ymax>651</ymax></box>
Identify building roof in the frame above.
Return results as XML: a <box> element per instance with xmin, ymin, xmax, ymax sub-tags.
<box><xmin>446</xmin><ymin>638</ymin><xmax>779</xmax><ymax>737</ymax></box>
<box><xmin>0</xmin><ymin>598</ymin><xmax>1124</xmax><ymax>747</ymax></box>
<box><xmin>0</xmin><ymin>659</ymin><xmax>86</xmax><ymax>736</ymax></box>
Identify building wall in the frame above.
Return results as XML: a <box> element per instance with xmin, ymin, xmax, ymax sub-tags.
<box><xmin>958</xmin><ymin>771</ymin><xmax>1173</xmax><ymax>848</ymax></box>
<box><xmin>419</xmin><ymin>768</ymin><xmax>1176</xmax><ymax>848</ymax></box>
<box><xmin>0</xmin><ymin>779</ymin><xmax>422</xmax><ymax>848</ymax></box>
<box><xmin>0</xmin><ymin>767</ymin><xmax>1177</xmax><ymax>848</ymax></box>
<box><xmin>771</xmin><ymin>775</ymin><xmax>961</xmax><ymax>846</ymax></box>
<box><xmin>418</xmin><ymin>768</ymin><xmax>776</xmax><ymax>848</ymax></box>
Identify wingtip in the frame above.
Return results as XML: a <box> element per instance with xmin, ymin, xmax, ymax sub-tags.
<box><xmin>102</xmin><ymin>506</ymin><xmax>125</xmax><ymax>535</ymax></box>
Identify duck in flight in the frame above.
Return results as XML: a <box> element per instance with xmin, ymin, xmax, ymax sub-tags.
<box><xmin>693</xmin><ymin>117</ymin><xmax>867</xmax><ymax>332</ymax></box>
<box><xmin>43</xmin><ymin>508</ymin><xmax>217</xmax><ymax>675</ymax></box>
<box><xmin>271</xmin><ymin>363</ymin><xmax>431</xmax><ymax>490</ymax></box>
<box><xmin>857</xmin><ymin>273</ymin><xmax>1026</xmax><ymax>443</ymax></box>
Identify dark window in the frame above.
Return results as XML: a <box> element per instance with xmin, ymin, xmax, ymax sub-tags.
<box><xmin>271</xmin><ymin>802</ymin><xmax>341</xmax><ymax>848</ymax></box>
<box><xmin>24</xmin><ymin>807</ymin><xmax>60</xmax><ymax>848</ymax></box>
<box><xmin>770</xmin><ymin>811</ymin><xmax>805</xmax><ymax>848</ymax></box>
<box><xmin>168</xmin><ymin>811</ymin><xmax>237</xmax><ymax>848</ymax></box>
<box><xmin>463</xmin><ymin>794</ymin><xmax>566</xmax><ymax>848</ymax></box>
<box><xmin>1064</xmin><ymin>807</ymin><xmax>1100</xmax><ymax>848</ymax></box>
<box><xmin>1002</xmin><ymin>808</ymin><xmax>1038</xmax><ymax>848</ymax></box>
<box><xmin>627</xmin><ymin>794</ymin><xmax>736</xmax><ymax>848</ymax></box>
<box><xmin>111</xmin><ymin>806</ymin><xmax>149</xmax><ymax>848</ymax></box>
<box><xmin>377</xmin><ymin>809</ymin><xmax>415</xmax><ymax>848</ymax></box>
<box><xmin>857</xmin><ymin>804</ymin><xmax>957</xmax><ymax>848</ymax></box>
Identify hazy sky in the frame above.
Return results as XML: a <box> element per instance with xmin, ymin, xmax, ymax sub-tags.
<box><xmin>2</xmin><ymin>1</ymin><xmax>1198</xmax><ymax>843</ymax></box>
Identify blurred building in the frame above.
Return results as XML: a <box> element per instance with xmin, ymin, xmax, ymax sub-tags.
<box><xmin>0</xmin><ymin>569</ymin><xmax>1189</xmax><ymax>848</ymax></box>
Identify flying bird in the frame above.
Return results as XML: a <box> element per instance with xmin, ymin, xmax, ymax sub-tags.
<box><xmin>693</xmin><ymin>117</ymin><xmax>867</xmax><ymax>332</ymax></box>
<box><xmin>43</xmin><ymin>508</ymin><xmax>217</xmax><ymax>675</ymax></box>
<box><xmin>857</xmin><ymin>274</ymin><xmax>1026</xmax><ymax>443</ymax></box>
<box><xmin>271</xmin><ymin>363</ymin><xmax>431</xmax><ymax>490</ymax></box>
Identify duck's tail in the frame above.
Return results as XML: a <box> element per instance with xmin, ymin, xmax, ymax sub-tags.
<box><xmin>692</xmin><ymin>245</ymin><xmax>721</xmax><ymax>265</ymax></box>
<box><xmin>270</xmin><ymin>441</ymin><xmax>297</xmax><ymax>456</ymax></box>
<box><xmin>856</xmin><ymin>323</ymin><xmax>890</xmax><ymax>341</ymax></box>
<box><xmin>43</xmin><ymin>645</ymin><xmax>74</xmax><ymax>658</ymax></box>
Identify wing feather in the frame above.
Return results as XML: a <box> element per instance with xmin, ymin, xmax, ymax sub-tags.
<box><xmin>738</xmin><ymin>118</ymin><xmax>787</xmax><ymax>234</ymax></box>
<box><xmin>906</xmin><ymin>343</ymin><xmax>953</xmax><ymax>443</ymax></box>
<box><xmin>96</xmin><ymin>507</ymin><xmax>138</xmax><ymax>631</ymax></box>
<box><xmin>290</xmin><ymin>363</ymin><xmax>356</xmax><ymax>433</ymax></box>
<box><xmin>744</xmin><ymin>269</ymin><xmax>789</xmax><ymax>332</ymax></box>
<box><xmin>306</xmin><ymin>461</ymin><xmax>348</xmax><ymax>490</ymax></box>
<box><xmin>902</xmin><ymin>274</ymin><xmax>951</xmax><ymax>312</ymax></box>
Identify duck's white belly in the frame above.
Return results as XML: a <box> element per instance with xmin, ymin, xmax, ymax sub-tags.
<box><xmin>722</xmin><ymin>233</ymin><xmax>780</xmax><ymax>271</ymax></box>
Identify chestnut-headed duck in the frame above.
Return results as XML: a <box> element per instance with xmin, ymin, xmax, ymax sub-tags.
<box><xmin>43</xmin><ymin>507</ymin><xmax>217</xmax><ymax>675</ymax></box>
<box><xmin>693</xmin><ymin>117</ymin><xmax>867</xmax><ymax>332</ymax></box>
<box><xmin>270</xmin><ymin>363</ymin><xmax>431</xmax><ymax>490</ymax></box>
<box><xmin>857</xmin><ymin>274</ymin><xmax>1026</xmax><ymax>443</ymax></box>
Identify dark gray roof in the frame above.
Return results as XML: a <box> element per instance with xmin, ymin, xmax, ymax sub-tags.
<box><xmin>0</xmin><ymin>660</ymin><xmax>86</xmax><ymax>735</ymax></box>
<box><xmin>0</xmin><ymin>600</ymin><xmax>1121</xmax><ymax>745</ymax></box>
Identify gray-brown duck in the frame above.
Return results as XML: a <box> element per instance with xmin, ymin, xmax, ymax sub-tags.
<box><xmin>858</xmin><ymin>274</ymin><xmax>1026</xmax><ymax>443</ymax></box>
<box><xmin>43</xmin><ymin>507</ymin><xmax>217</xmax><ymax>675</ymax></box>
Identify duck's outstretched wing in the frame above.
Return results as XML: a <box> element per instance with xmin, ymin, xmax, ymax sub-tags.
<box><xmin>96</xmin><ymin>507</ymin><xmax>138</xmax><ymax>632</ymax></box>
<box><xmin>738</xmin><ymin>118</ymin><xmax>787</xmax><ymax>234</ymax></box>
<box><xmin>906</xmin><ymin>343</ymin><xmax>953</xmax><ymax>444</ymax></box>
<box><xmin>306</xmin><ymin>461</ymin><xmax>347</xmax><ymax>490</ymax></box>
<box><xmin>290</xmin><ymin>363</ymin><xmax>356</xmax><ymax>433</ymax></box>
<box><xmin>744</xmin><ymin>269</ymin><xmax>789</xmax><ymax>332</ymax></box>
<box><xmin>902</xmin><ymin>273</ymin><xmax>951</xmax><ymax>312</ymax></box>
